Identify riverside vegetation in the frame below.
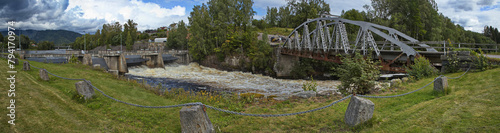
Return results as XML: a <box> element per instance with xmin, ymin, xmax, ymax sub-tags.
<box><xmin>1</xmin><ymin>58</ymin><xmax>499</xmax><ymax>132</ymax></box>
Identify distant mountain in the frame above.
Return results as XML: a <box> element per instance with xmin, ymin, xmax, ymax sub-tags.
<box><xmin>0</xmin><ymin>30</ymin><xmax>82</xmax><ymax>45</ymax></box>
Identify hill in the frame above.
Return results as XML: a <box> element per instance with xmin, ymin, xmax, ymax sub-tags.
<box><xmin>0</xmin><ymin>30</ymin><xmax>81</xmax><ymax>45</ymax></box>
<box><xmin>0</xmin><ymin>59</ymin><xmax>498</xmax><ymax>132</ymax></box>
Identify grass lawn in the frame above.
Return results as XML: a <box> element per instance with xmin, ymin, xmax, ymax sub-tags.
<box><xmin>1</xmin><ymin>59</ymin><xmax>498</xmax><ymax>132</ymax></box>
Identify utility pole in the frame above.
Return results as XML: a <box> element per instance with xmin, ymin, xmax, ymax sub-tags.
<box><xmin>120</xmin><ymin>32</ymin><xmax>122</xmax><ymax>53</ymax></box>
<box><xmin>19</xmin><ymin>28</ymin><xmax>21</xmax><ymax>51</ymax></box>
<box><xmin>84</xmin><ymin>31</ymin><xmax>86</xmax><ymax>52</ymax></box>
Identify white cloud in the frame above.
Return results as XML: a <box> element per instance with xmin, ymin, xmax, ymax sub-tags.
<box><xmin>67</xmin><ymin>0</ymin><xmax>187</xmax><ymax>32</ymax></box>
<box><xmin>437</xmin><ymin>0</ymin><xmax>500</xmax><ymax>33</ymax></box>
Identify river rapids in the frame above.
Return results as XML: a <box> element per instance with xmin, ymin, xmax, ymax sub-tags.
<box><xmin>128</xmin><ymin>63</ymin><xmax>341</xmax><ymax>96</ymax></box>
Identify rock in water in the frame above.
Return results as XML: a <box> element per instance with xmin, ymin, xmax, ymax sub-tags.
<box><xmin>390</xmin><ymin>79</ymin><xmax>402</xmax><ymax>87</ymax></box>
<box><xmin>75</xmin><ymin>81</ymin><xmax>95</xmax><ymax>100</ymax></box>
<box><xmin>293</xmin><ymin>91</ymin><xmax>317</xmax><ymax>98</ymax></box>
<box><xmin>39</xmin><ymin>69</ymin><xmax>50</xmax><ymax>81</ymax></box>
<box><xmin>344</xmin><ymin>96</ymin><xmax>374</xmax><ymax>126</ymax></box>
<box><xmin>23</xmin><ymin>61</ymin><xmax>30</xmax><ymax>71</ymax></box>
<box><xmin>179</xmin><ymin>105</ymin><xmax>214</xmax><ymax>133</ymax></box>
<box><xmin>434</xmin><ymin>77</ymin><xmax>448</xmax><ymax>92</ymax></box>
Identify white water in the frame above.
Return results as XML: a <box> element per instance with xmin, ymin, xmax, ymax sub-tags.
<box><xmin>128</xmin><ymin>63</ymin><xmax>341</xmax><ymax>96</ymax></box>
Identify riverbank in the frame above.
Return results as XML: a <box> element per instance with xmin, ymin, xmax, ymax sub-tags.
<box><xmin>1</xmin><ymin>59</ymin><xmax>498</xmax><ymax>132</ymax></box>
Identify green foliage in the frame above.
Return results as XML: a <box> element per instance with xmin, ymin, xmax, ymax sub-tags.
<box><xmin>126</xmin><ymin>32</ymin><xmax>133</xmax><ymax>51</ymax></box>
<box><xmin>444</xmin><ymin>52</ymin><xmax>462</xmax><ymax>73</ymax></box>
<box><xmin>167</xmin><ymin>20</ymin><xmax>188</xmax><ymax>50</ymax></box>
<box><xmin>71</xmin><ymin>20</ymin><xmax>138</xmax><ymax>50</ymax></box>
<box><xmin>474</xmin><ymin>49</ymin><xmax>490</xmax><ymax>71</ymax></box>
<box><xmin>37</xmin><ymin>41</ymin><xmax>55</xmax><ymax>50</ymax></box>
<box><xmin>407</xmin><ymin>56</ymin><xmax>438</xmax><ymax>80</ymax></box>
<box><xmin>335</xmin><ymin>53</ymin><xmax>381</xmax><ymax>95</ymax></box>
<box><xmin>68</xmin><ymin>54</ymin><xmax>80</xmax><ymax>64</ymax></box>
<box><xmin>302</xmin><ymin>76</ymin><xmax>317</xmax><ymax>92</ymax></box>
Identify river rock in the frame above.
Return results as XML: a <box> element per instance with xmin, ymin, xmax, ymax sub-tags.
<box><xmin>293</xmin><ymin>91</ymin><xmax>316</xmax><ymax>98</ymax></box>
<box><xmin>344</xmin><ymin>96</ymin><xmax>374</xmax><ymax>126</ymax></box>
<box><xmin>83</xmin><ymin>54</ymin><xmax>92</xmax><ymax>66</ymax></box>
<box><xmin>434</xmin><ymin>77</ymin><xmax>448</xmax><ymax>92</ymax></box>
<box><xmin>401</xmin><ymin>77</ymin><xmax>409</xmax><ymax>82</ymax></box>
<box><xmin>93</xmin><ymin>64</ymin><xmax>101</xmax><ymax>69</ymax></box>
<box><xmin>317</xmin><ymin>90</ymin><xmax>336</xmax><ymax>96</ymax></box>
<box><xmin>390</xmin><ymin>79</ymin><xmax>402</xmax><ymax>87</ymax></box>
<box><xmin>39</xmin><ymin>69</ymin><xmax>50</xmax><ymax>81</ymax></box>
<box><xmin>23</xmin><ymin>61</ymin><xmax>30</xmax><ymax>71</ymax></box>
<box><xmin>75</xmin><ymin>81</ymin><xmax>95</xmax><ymax>100</ymax></box>
<box><xmin>179</xmin><ymin>105</ymin><xmax>214</xmax><ymax>133</ymax></box>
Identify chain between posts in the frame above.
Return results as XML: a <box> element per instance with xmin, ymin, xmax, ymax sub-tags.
<box><xmin>29</xmin><ymin>64</ymin><xmax>353</xmax><ymax>117</ymax></box>
<box><xmin>358</xmin><ymin>64</ymin><xmax>472</xmax><ymax>98</ymax></box>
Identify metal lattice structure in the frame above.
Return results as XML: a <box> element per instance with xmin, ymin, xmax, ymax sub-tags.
<box><xmin>280</xmin><ymin>15</ymin><xmax>437</xmax><ymax>72</ymax></box>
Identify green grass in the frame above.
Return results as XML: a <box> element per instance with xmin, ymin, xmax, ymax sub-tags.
<box><xmin>1</xmin><ymin>59</ymin><xmax>499</xmax><ymax>132</ymax></box>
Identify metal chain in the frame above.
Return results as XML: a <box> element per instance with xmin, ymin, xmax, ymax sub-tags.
<box><xmin>28</xmin><ymin>64</ymin><xmax>354</xmax><ymax>116</ymax></box>
<box><xmin>205</xmin><ymin>95</ymin><xmax>352</xmax><ymax>117</ymax></box>
<box><xmin>359</xmin><ymin>64</ymin><xmax>472</xmax><ymax>98</ymax></box>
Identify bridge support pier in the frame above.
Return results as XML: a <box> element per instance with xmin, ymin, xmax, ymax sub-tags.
<box><xmin>274</xmin><ymin>54</ymin><xmax>299</xmax><ymax>77</ymax></box>
<box><xmin>103</xmin><ymin>54</ymin><xmax>128</xmax><ymax>75</ymax></box>
<box><xmin>143</xmin><ymin>52</ymin><xmax>164</xmax><ymax>68</ymax></box>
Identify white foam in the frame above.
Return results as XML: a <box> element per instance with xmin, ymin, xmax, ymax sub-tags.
<box><xmin>128</xmin><ymin>63</ymin><xmax>341</xmax><ymax>96</ymax></box>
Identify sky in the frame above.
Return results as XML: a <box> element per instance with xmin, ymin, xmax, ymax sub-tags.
<box><xmin>0</xmin><ymin>0</ymin><xmax>498</xmax><ymax>35</ymax></box>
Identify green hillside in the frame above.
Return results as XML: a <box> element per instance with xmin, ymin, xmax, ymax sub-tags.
<box><xmin>1</xmin><ymin>59</ymin><xmax>498</xmax><ymax>132</ymax></box>
<box><xmin>0</xmin><ymin>30</ymin><xmax>81</xmax><ymax>45</ymax></box>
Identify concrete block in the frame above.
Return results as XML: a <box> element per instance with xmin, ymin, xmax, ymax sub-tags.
<box><xmin>180</xmin><ymin>105</ymin><xmax>214</xmax><ymax>133</ymax></box>
<box><xmin>434</xmin><ymin>77</ymin><xmax>448</xmax><ymax>92</ymax></box>
<box><xmin>83</xmin><ymin>54</ymin><xmax>92</xmax><ymax>66</ymax></box>
<box><xmin>39</xmin><ymin>69</ymin><xmax>50</xmax><ymax>81</ymax></box>
<box><xmin>344</xmin><ymin>96</ymin><xmax>374</xmax><ymax>126</ymax></box>
<box><xmin>108</xmin><ymin>70</ymin><xmax>119</xmax><ymax>76</ymax></box>
<box><xmin>75</xmin><ymin>81</ymin><xmax>95</xmax><ymax>100</ymax></box>
<box><xmin>23</xmin><ymin>61</ymin><xmax>30</xmax><ymax>71</ymax></box>
<box><xmin>118</xmin><ymin>54</ymin><xmax>128</xmax><ymax>73</ymax></box>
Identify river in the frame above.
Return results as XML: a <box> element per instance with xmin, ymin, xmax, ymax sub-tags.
<box><xmin>127</xmin><ymin>63</ymin><xmax>341</xmax><ymax>96</ymax></box>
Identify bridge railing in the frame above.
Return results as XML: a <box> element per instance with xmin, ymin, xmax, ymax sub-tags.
<box><xmin>374</xmin><ymin>41</ymin><xmax>498</xmax><ymax>53</ymax></box>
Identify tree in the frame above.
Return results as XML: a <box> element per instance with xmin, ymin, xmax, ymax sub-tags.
<box><xmin>335</xmin><ymin>53</ymin><xmax>380</xmax><ymax>95</ymax></box>
<box><xmin>37</xmin><ymin>41</ymin><xmax>54</xmax><ymax>50</ymax></box>
<box><xmin>265</xmin><ymin>7</ymin><xmax>279</xmax><ymax>27</ymax></box>
<box><xmin>126</xmin><ymin>32</ymin><xmax>133</xmax><ymax>50</ymax></box>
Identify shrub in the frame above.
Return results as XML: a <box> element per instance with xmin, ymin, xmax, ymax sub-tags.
<box><xmin>68</xmin><ymin>54</ymin><xmax>80</xmax><ymax>64</ymax></box>
<box><xmin>407</xmin><ymin>56</ymin><xmax>438</xmax><ymax>80</ymax></box>
<box><xmin>474</xmin><ymin>48</ymin><xmax>490</xmax><ymax>71</ymax></box>
<box><xmin>302</xmin><ymin>76</ymin><xmax>317</xmax><ymax>92</ymax></box>
<box><xmin>334</xmin><ymin>53</ymin><xmax>380</xmax><ymax>95</ymax></box>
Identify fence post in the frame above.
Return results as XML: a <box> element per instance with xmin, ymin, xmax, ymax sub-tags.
<box><xmin>180</xmin><ymin>105</ymin><xmax>214</xmax><ymax>133</ymax></box>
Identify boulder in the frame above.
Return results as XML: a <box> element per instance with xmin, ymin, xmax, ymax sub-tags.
<box><xmin>39</xmin><ymin>69</ymin><xmax>50</xmax><ymax>81</ymax></box>
<box><xmin>292</xmin><ymin>91</ymin><xmax>316</xmax><ymax>98</ymax></box>
<box><xmin>434</xmin><ymin>77</ymin><xmax>448</xmax><ymax>92</ymax></box>
<box><xmin>401</xmin><ymin>77</ymin><xmax>409</xmax><ymax>82</ymax></box>
<box><xmin>23</xmin><ymin>61</ymin><xmax>30</xmax><ymax>71</ymax></box>
<box><xmin>75</xmin><ymin>81</ymin><xmax>95</xmax><ymax>100</ymax></box>
<box><xmin>108</xmin><ymin>70</ymin><xmax>119</xmax><ymax>76</ymax></box>
<box><xmin>317</xmin><ymin>90</ymin><xmax>336</xmax><ymax>96</ymax></box>
<box><xmin>179</xmin><ymin>105</ymin><xmax>214</xmax><ymax>133</ymax></box>
<box><xmin>344</xmin><ymin>96</ymin><xmax>375</xmax><ymax>126</ymax></box>
<box><xmin>83</xmin><ymin>54</ymin><xmax>92</xmax><ymax>66</ymax></box>
<box><xmin>390</xmin><ymin>79</ymin><xmax>402</xmax><ymax>87</ymax></box>
<box><xmin>93</xmin><ymin>64</ymin><xmax>101</xmax><ymax>69</ymax></box>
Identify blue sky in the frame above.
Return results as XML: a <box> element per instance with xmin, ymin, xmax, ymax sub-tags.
<box><xmin>0</xmin><ymin>0</ymin><xmax>499</xmax><ymax>34</ymax></box>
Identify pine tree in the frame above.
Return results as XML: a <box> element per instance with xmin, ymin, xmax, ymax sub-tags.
<box><xmin>126</xmin><ymin>32</ymin><xmax>133</xmax><ymax>51</ymax></box>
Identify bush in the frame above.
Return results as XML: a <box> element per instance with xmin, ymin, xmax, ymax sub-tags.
<box><xmin>407</xmin><ymin>56</ymin><xmax>438</xmax><ymax>80</ymax></box>
<box><xmin>335</xmin><ymin>53</ymin><xmax>380</xmax><ymax>95</ymax></box>
<box><xmin>302</xmin><ymin>76</ymin><xmax>317</xmax><ymax>92</ymax></box>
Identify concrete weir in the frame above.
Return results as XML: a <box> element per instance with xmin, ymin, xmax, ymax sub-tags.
<box><xmin>103</xmin><ymin>54</ymin><xmax>129</xmax><ymax>74</ymax></box>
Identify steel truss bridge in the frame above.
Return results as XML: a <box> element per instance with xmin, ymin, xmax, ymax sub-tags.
<box><xmin>279</xmin><ymin>15</ymin><xmax>442</xmax><ymax>73</ymax></box>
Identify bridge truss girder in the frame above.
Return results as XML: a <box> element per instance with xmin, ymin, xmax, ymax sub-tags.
<box><xmin>280</xmin><ymin>17</ymin><xmax>437</xmax><ymax>73</ymax></box>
